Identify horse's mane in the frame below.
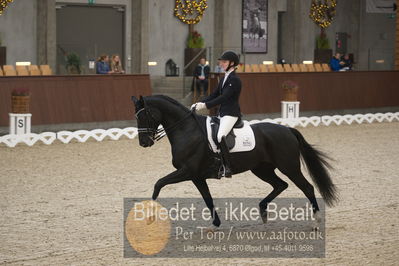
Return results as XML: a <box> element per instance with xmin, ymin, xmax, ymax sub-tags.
<box><xmin>148</xmin><ymin>95</ymin><xmax>190</xmax><ymax>113</ymax></box>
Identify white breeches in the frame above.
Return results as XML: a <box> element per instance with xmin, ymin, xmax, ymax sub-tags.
<box><xmin>217</xmin><ymin>115</ymin><xmax>238</xmax><ymax>143</ymax></box>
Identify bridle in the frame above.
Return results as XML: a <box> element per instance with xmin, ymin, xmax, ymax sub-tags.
<box><xmin>135</xmin><ymin>99</ymin><xmax>194</xmax><ymax>142</ymax></box>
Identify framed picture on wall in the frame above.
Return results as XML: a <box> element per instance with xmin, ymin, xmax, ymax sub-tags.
<box><xmin>242</xmin><ymin>0</ymin><xmax>268</xmax><ymax>54</ymax></box>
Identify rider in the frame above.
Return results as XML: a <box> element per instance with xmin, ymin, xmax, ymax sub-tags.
<box><xmin>192</xmin><ymin>51</ymin><xmax>242</xmax><ymax>178</ymax></box>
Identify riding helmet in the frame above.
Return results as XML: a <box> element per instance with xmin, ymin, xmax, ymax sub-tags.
<box><xmin>218</xmin><ymin>51</ymin><xmax>240</xmax><ymax>66</ymax></box>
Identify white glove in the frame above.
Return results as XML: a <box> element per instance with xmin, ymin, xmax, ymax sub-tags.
<box><xmin>191</xmin><ymin>102</ymin><xmax>206</xmax><ymax>111</ymax></box>
<box><xmin>196</xmin><ymin>102</ymin><xmax>206</xmax><ymax>111</ymax></box>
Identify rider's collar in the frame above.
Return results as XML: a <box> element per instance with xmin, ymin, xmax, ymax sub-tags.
<box><xmin>224</xmin><ymin>68</ymin><xmax>235</xmax><ymax>78</ymax></box>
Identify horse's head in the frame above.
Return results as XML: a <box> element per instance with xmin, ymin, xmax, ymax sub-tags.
<box><xmin>132</xmin><ymin>96</ymin><xmax>161</xmax><ymax>147</ymax></box>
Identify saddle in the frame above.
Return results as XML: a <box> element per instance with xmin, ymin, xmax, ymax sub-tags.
<box><xmin>210</xmin><ymin>117</ymin><xmax>244</xmax><ymax>150</ymax></box>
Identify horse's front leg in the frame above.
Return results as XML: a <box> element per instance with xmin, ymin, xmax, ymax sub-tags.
<box><xmin>152</xmin><ymin>167</ymin><xmax>191</xmax><ymax>200</ymax></box>
<box><xmin>192</xmin><ymin>179</ymin><xmax>221</xmax><ymax>228</ymax></box>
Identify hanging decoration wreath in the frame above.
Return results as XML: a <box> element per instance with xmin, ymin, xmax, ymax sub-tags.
<box><xmin>309</xmin><ymin>0</ymin><xmax>337</xmax><ymax>28</ymax></box>
<box><xmin>0</xmin><ymin>0</ymin><xmax>13</xmax><ymax>16</ymax></box>
<box><xmin>174</xmin><ymin>0</ymin><xmax>208</xmax><ymax>25</ymax></box>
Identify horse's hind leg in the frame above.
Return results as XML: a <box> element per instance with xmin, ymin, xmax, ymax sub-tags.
<box><xmin>276</xmin><ymin>146</ymin><xmax>321</xmax><ymax>226</ymax></box>
<box><xmin>278</xmin><ymin>160</ymin><xmax>321</xmax><ymax>224</ymax></box>
<box><xmin>283</xmin><ymin>170</ymin><xmax>322</xmax><ymax>228</ymax></box>
<box><xmin>280</xmin><ymin>167</ymin><xmax>320</xmax><ymax>214</ymax></box>
<box><xmin>251</xmin><ymin>163</ymin><xmax>288</xmax><ymax>223</ymax></box>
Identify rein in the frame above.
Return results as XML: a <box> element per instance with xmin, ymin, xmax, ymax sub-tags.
<box><xmin>153</xmin><ymin>111</ymin><xmax>194</xmax><ymax>141</ymax></box>
<box><xmin>136</xmin><ymin>100</ymin><xmax>214</xmax><ymax>153</ymax></box>
<box><xmin>136</xmin><ymin>106</ymin><xmax>194</xmax><ymax>142</ymax></box>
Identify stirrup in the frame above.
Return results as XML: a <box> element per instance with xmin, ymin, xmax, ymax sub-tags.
<box><xmin>218</xmin><ymin>164</ymin><xmax>232</xmax><ymax>178</ymax></box>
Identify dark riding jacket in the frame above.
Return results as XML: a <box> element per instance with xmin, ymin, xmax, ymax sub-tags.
<box><xmin>193</xmin><ymin>64</ymin><xmax>210</xmax><ymax>79</ymax></box>
<box><xmin>201</xmin><ymin>71</ymin><xmax>242</xmax><ymax>117</ymax></box>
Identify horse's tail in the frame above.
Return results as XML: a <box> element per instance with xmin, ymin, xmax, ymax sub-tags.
<box><xmin>289</xmin><ymin>127</ymin><xmax>338</xmax><ymax>207</ymax></box>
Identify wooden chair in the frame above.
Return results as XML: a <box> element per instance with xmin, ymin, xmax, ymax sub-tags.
<box><xmin>0</xmin><ymin>67</ymin><xmax>3</xmax><ymax>76</ymax></box>
<box><xmin>299</xmin><ymin>64</ymin><xmax>308</xmax><ymax>72</ymax></box>
<box><xmin>244</xmin><ymin>64</ymin><xmax>252</xmax><ymax>73</ymax></box>
<box><xmin>259</xmin><ymin>64</ymin><xmax>267</xmax><ymax>72</ymax></box>
<box><xmin>276</xmin><ymin>64</ymin><xmax>285</xmax><ymax>72</ymax></box>
<box><xmin>321</xmin><ymin>63</ymin><xmax>331</xmax><ymax>72</ymax></box>
<box><xmin>306</xmin><ymin>64</ymin><xmax>316</xmax><ymax>72</ymax></box>
<box><xmin>251</xmin><ymin>64</ymin><xmax>261</xmax><ymax>72</ymax></box>
<box><xmin>291</xmin><ymin>64</ymin><xmax>300</xmax><ymax>72</ymax></box>
<box><xmin>236</xmin><ymin>64</ymin><xmax>244</xmax><ymax>73</ymax></box>
<box><xmin>3</xmin><ymin>65</ymin><xmax>17</xmax><ymax>76</ymax></box>
<box><xmin>28</xmin><ymin>65</ymin><xmax>41</xmax><ymax>76</ymax></box>
<box><xmin>40</xmin><ymin>65</ymin><xmax>53</xmax><ymax>75</ymax></box>
<box><xmin>3</xmin><ymin>65</ymin><xmax>14</xmax><ymax>71</ymax></box>
<box><xmin>314</xmin><ymin>63</ymin><xmax>323</xmax><ymax>72</ymax></box>
<box><xmin>283</xmin><ymin>64</ymin><xmax>293</xmax><ymax>72</ymax></box>
<box><xmin>16</xmin><ymin>65</ymin><xmax>30</xmax><ymax>76</ymax></box>
<box><xmin>267</xmin><ymin>64</ymin><xmax>277</xmax><ymax>72</ymax></box>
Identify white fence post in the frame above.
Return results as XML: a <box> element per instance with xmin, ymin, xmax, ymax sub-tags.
<box><xmin>9</xmin><ymin>113</ymin><xmax>32</xmax><ymax>135</ymax></box>
<box><xmin>281</xmin><ymin>101</ymin><xmax>300</xmax><ymax>119</ymax></box>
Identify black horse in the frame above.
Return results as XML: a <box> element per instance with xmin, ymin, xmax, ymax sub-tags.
<box><xmin>132</xmin><ymin>95</ymin><xmax>337</xmax><ymax>228</ymax></box>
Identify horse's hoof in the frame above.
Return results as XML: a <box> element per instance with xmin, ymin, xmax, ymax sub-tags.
<box><xmin>312</xmin><ymin>211</ymin><xmax>322</xmax><ymax>230</ymax></box>
<box><xmin>205</xmin><ymin>224</ymin><xmax>220</xmax><ymax>233</ymax></box>
<box><xmin>261</xmin><ymin>216</ymin><xmax>267</xmax><ymax>224</ymax></box>
<box><xmin>146</xmin><ymin>215</ymin><xmax>156</xmax><ymax>225</ymax></box>
<box><xmin>261</xmin><ymin>213</ymin><xmax>267</xmax><ymax>224</ymax></box>
<box><xmin>314</xmin><ymin>211</ymin><xmax>322</xmax><ymax>223</ymax></box>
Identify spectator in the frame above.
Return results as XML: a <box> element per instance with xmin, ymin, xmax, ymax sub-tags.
<box><xmin>110</xmin><ymin>55</ymin><xmax>125</xmax><ymax>74</ymax></box>
<box><xmin>341</xmin><ymin>54</ymin><xmax>353</xmax><ymax>70</ymax></box>
<box><xmin>96</xmin><ymin>55</ymin><xmax>113</xmax><ymax>74</ymax></box>
<box><xmin>193</xmin><ymin>57</ymin><xmax>210</xmax><ymax>96</ymax></box>
<box><xmin>214</xmin><ymin>61</ymin><xmax>224</xmax><ymax>73</ymax></box>
<box><xmin>330</xmin><ymin>52</ymin><xmax>345</xmax><ymax>71</ymax></box>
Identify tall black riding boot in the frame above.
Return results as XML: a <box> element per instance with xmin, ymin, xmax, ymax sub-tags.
<box><xmin>219</xmin><ymin>136</ymin><xmax>233</xmax><ymax>178</ymax></box>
